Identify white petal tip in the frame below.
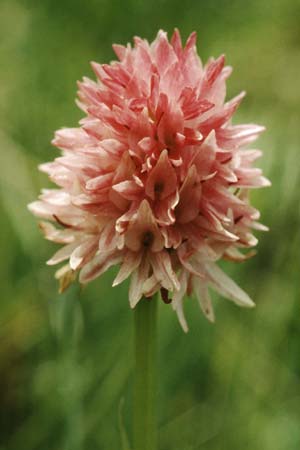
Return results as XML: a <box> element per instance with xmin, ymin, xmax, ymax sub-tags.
<box><xmin>129</xmin><ymin>297</ymin><xmax>141</xmax><ymax>309</ymax></box>
<box><xmin>112</xmin><ymin>274</ymin><xmax>123</xmax><ymax>287</ymax></box>
<box><xmin>178</xmin><ymin>317</ymin><xmax>189</xmax><ymax>333</ymax></box>
<box><xmin>181</xmin><ymin>324</ymin><xmax>189</xmax><ymax>333</ymax></box>
<box><xmin>241</xmin><ymin>298</ymin><xmax>255</xmax><ymax>308</ymax></box>
<box><xmin>46</xmin><ymin>259</ymin><xmax>55</xmax><ymax>266</ymax></box>
<box><xmin>69</xmin><ymin>261</ymin><xmax>78</xmax><ymax>271</ymax></box>
<box><xmin>207</xmin><ymin>314</ymin><xmax>215</xmax><ymax>323</ymax></box>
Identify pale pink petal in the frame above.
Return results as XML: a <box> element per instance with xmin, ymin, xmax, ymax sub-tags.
<box><xmin>145</xmin><ymin>150</ymin><xmax>177</xmax><ymax>200</ymax></box>
<box><xmin>47</xmin><ymin>242</ymin><xmax>81</xmax><ymax>266</ymax></box>
<box><xmin>177</xmin><ymin>246</ymin><xmax>207</xmax><ymax>279</ymax></box>
<box><xmin>112</xmin><ymin>180</ymin><xmax>143</xmax><ymax>201</ymax></box>
<box><xmin>97</xmin><ymin>221</ymin><xmax>119</xmax><ymax>252</ymax></box>
<box><xmin>154</xmin><ymin>190</ymin><xmax>179</xmax><ymax>226</ymax></box>
<box><xmin>112</xmin><ymin>44</ymin><xmax>127</xmax><ymax>60</ymax></box>
<box><xmin>113</xmin><ymin>250</ymin><xmax>142</xmax><ymax>286</ymax></box>
<box><xmin>224</xmin><ymin>247</ymin><xmax>256</xmax><ymax>262</ymax></box>
<box><xmin>129</xmin><ymin>258</ymin><xmax>150</xmax><ymax>308</ymax></box>
<box><xmin>79</xmin><ymin>251</ymin><xmax>123</xmax><ymax>283</ymax></box>
<box><xmin>192</xmin><ymin>278</ymin><xmax>215</xmax><ymax>322</ymax></box>
<box><xmin>38</xmin><ymin>221</ymin><xmax>76</xmax><ymax>244</ymax></box>
<box><xmin>28</xmin><ymin>201</ymin><xmax>55</xmax><ymax>219</ymax></box>
<box><xmin>124</xmin><ymin>200</ymin><xmax>164</xmax><ymax>252</ymax></box>
<box><xmin>170</xmin><ymin>28</ymin><xmax>182</xmax><ymax>56</ymax></box>
<box><xmin>86</xmin><ymin>172</ymin><xmax>114</xmax><ymax>191</ymax></box>
<box><xmin>174</xmin><ymin>297</ymin><xmax>188</xmax><ymax>333</ymax></box>
<box><xmin>200</xmin><ymin>55</ymin><xmax>225</xmax><ymax>97</ymax></box>
<box><xmin>175</xmin><ymin>165</ymin><xmax>202</xmax><ymax>224</ymax></box>
<box><xmin>142</xmin><ymin>275</ymin><xmax>160</xmax><ymax>298</ymax></box>
<box><xmin>199</xmin><ymin>91</ymin><xmax>246</xmax><ymax>135</ymax></box>
<box><xmin>161</xmin><ymin>225</ymin><xmax>182</xmax><ymax>249</ymax></box>
<box><xmin>156</xmin><ymin>101</ymin><xmax>184</xmax><ymax>148</ymax></box>
<box><xmin>150</xmin><ymin>251</ymin><xmax>180</xmax><ymax>292</ymax></box>
<box><xmin>204</xmin><ymin>262</ymin><xmax>255</xmax><ymax>307</ymax></box>
<box><xmin>69</xmin><ymin>237</ymin><xmax>99</xmax><ymax>270</ymax></box>
<box><xmin>152</xmin><ymin>30</ymin><xmax>177</xmax><ymax>75</ymax></box>
<box><xmin>172</xmin><ymin>270</ymin><xmax>189</xmax><ymax>332</ymax></box>
<box><xmin>217</xmin><ymin>124</ymin><xmax>266</xmax><ymax>149</ymax></box>
<box><xmin>52</xmin><ymin>127</ymin><xmax>93</xmax><ymax>150</ymax></box>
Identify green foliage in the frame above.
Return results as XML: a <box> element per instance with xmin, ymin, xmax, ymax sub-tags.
<box><xmin>1</xmin><ymin>0</ymin><xmax>300</xmax><ymax>449</ymax></box>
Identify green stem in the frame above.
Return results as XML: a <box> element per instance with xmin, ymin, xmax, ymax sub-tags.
<box><xmin>133</xmin><ymin>296</ymin><xmax>158</xmax><ymax>450</ymax></box>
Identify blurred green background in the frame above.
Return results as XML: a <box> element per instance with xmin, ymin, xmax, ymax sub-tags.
<box><xmin>1</xmin><ymin>0</ymin><xmax>300</xmax><ymax>449</ymax></box>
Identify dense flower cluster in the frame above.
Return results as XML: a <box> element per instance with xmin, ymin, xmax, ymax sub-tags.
<box><xmin>29</xmin><ymin>30</ymin><xmax>269</xmax><ymax>330</ymax></box>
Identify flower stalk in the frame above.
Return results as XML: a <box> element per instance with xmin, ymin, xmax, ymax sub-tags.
<box><xmin>133</xmin><ymin>297</ymin><xmax>158</xmax><ymax>450</ymax></box>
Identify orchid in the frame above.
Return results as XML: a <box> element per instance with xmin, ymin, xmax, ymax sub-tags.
<box><xmin>29</xmin><ymin>29</ymin><xmax>269</xmax><ymax>331</ymax></box>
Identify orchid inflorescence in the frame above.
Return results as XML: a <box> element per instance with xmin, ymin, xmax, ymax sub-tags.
<box><xmin>29</xmin><ymin>29</ymin><xmax>269</xmax><ymax>331</ymax></box>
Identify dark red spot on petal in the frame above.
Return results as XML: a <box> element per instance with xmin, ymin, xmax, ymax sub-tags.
<box><xmin>142</xmin><ymin>231</ymin><xmax>154</xmax><ymax>248</ymax></box>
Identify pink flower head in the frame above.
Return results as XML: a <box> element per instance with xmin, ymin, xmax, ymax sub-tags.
<box><xmin>29</xmin><ymin>29</ymin><xmax>270</xmax><ymax>331</ymax></box>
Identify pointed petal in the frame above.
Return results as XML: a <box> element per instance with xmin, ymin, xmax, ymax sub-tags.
<box><xmin>142</xmin><ymin>275</ymin><xmax>160</xmax><ymax>298</ymax></box>
<box><xmin>129</xmin><ymin>258</ymin><xmax>150</xmax><ymax>308</ymax></box>
<box><xmin>170</xmin><ymin>28</ymin><xmax>182</xmax><ymax>56</ymax></box>
<box><xmin>112</xmin><ymin>44</ymin><xmax>127</xmax><ymax>60</ymax></box>
<box><xmin>47</xmin><ymin>242</ymin><xmax>80</xmax><ymax>266</ymax></box>
<box><xmin>176</xmin><ymin>165</ymin><xmax>202</xmax><ymax>224</ymax></box>
<box><xmin>69</xmin><ymin>237</ymin><xmax>98</xmax><ymax>270</ymax></box>
<box><xmin>193</xmin><ymin>278</ymin><xmax>215</xmax><ymax>322</ymax></box>
<box><xmin>154</xmin><ymin>191</ymin><xmax>178</xmax><ymax>226</ymax></box>
<box><xmin>124</xmin><ymin>200</ymin><xmax>164</xmax><ymax>252</ymax></box>
<box><xmin>55</xmin><ymin>264</ymin><xmax>77</xmax><ymax>293</ymax></box>
<box><xmin>150</xmin><ymin>251</ymin><xmax>180</xmax><ymax>292</ymax></box>
<box><xmin>86</xmin><ymin>172</ymin><xmax>114</xmax><ymax>190</ymax></box>
<box><xmin>79</xmin><ymin>251</ymin><xmax>122</xmax><ymax>283</ymax></box>
<box><xmin>112</xmin><ymin>180</ymin><xmax>143</xmax><ymax>201</ymax></box>
<box><xmin>172</xmin><ymin>270</ymin><xmax>189</xmax><ymax>333</ymax></box>
<box><xmin>113</xmin><ymin>251</ymin><xmax>142</xmax><ymax>286</ymax></box>
<box><xmin>204</xmin><ymin>262</ymin><xmax>255</xmax><ymax>307</ymax></box>
<box><xmin>38</xmin><ymin>221</ymin><xmax>76</xmax><ymax>244</ymax></box>
<box><xmin>28</xmin><ymin>201</ymin><xmax>54</xmax><ymax>219</ymax></box>
<box><xmin>153</xmin><ymin>30</ymin><xmax>177</xmax><ymax>74</ymax></box>
<box><xmin>145</xmin><ymin>149</ymin><xmax>177</xmax><ymax>200</ymax></box>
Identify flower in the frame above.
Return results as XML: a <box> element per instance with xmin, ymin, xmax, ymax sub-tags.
<box><xmin>28</xmin><ymin>29</ymin><xmax>270</xmax><ymax>331</ymax></box>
